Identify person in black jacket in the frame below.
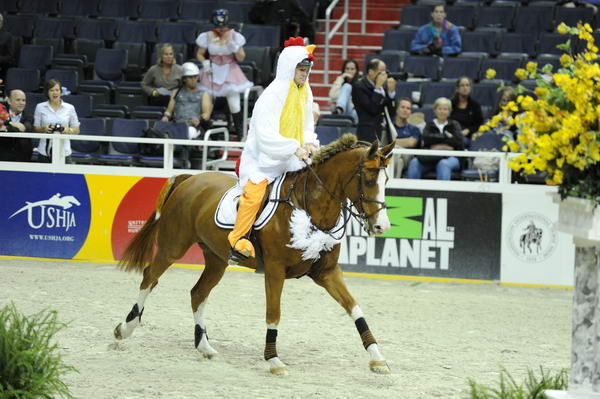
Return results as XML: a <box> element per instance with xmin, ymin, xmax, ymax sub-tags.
<box><xmin>351</xmin><ymin>58</ymin><xmax>396</xmax><ymax>143</ymax></box>
<box><xmin>0</xmin><ymin>90</ymin><xmax>33</xmax><ymax>162</ymax></box>
<box><xmin>450</xmin><ymin>76</ymin><xmax>483</xmax><ymax>147</ymax></box>
<box><xmin>406</xmin><ymin>97</ymin><xmax>463</xmax><ymax>180</ymax></box>
<box><xmin>0</xmin><ymin>14</ymin><xmax>16</xmax><ymax>81</ymax></box>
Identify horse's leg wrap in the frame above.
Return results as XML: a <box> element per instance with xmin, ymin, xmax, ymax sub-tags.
<box><xmin>126</xmin><ymin>304</ymin><xmax>143</xmax><ymax>323</ymax></box>
<box><xmin>193</xmin><ymin>302</ymin><xmax>218</xmax><ymax>358</ymax></box>
<box><xmin>115</xmin><ymin>289</ymin><xmax>149</xmax><ymax>340</ymax></box>
<box><xmin>194</xmin><ymin>324</ymin><xmax>206</xmax><ymax>348</ymax></box>
<box><xmin>355</xmin><ymin>317</ymin><xmax>377</xmax><ymax>350</ymax></box>
<box><xmin>264</xmin><ymin>328</ymin><xmax>278</xmax><ymax>360</ymax></box>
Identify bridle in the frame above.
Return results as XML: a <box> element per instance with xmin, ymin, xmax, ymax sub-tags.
<box><xmin>274</xmin><ymin>145</ymin><xmax>390</xmax><ymax>239</ymax></box>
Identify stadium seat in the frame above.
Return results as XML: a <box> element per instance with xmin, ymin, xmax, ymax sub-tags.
<box><xmin>96</xmin><ymin>0</ymin><xmax>140</xmax><ymax>19</ymax></box>
<box><xmin>131</xmin><ymin>106</ymin><xmax>165</xmax><ymax>120</ymax></box>
<box><xmin>364</xmin><ymin>53</ymin><xmax>402</xmax><ymax>74</ymax></box>
<box><xmin>18</xmin><ymin>44</ymin><xmax>53</xmax><ymax>73</ymax></box>
<box><xmin>446</xmin><ymin>5</ymin><xmax>477</xmax><ymax>30</ymax></box>
<box><xmin>32</xmin><ymin>17</ymin><xmax>76</xmax><ymax>54</ymax></box>
<box><xmin>413</xmin><ymin>105</ymin><xmax>435</xmax><ymax>124</ymax></box>
<box><xmin>555</xmin><ymin>7</ymin><xmax>594</xmax><ymax>29</ymax></box>
<box><xmin>537</xmin><ymin>33</ymin><xmax>570</xmax><ymax>56</ymax></box>
<box><xmin>6</xmin><ymin>68</ymin><xmax>40</xmax><ymax>93</ymax></box>
<box><xmin>461</xmin><ymin>30</ymin><xmax>498</xmax><ymax>56</ymax></box>
<box><xmin>224</xmin><ymin>1</ymin><xmax>254</xmax><ymax>24</ymax></box>
<box><xmin>138</xmin><ymin>121</ymin><xmax>190</xmax><ymax>168</ymax></box>
<box><xmin>45</xmin><ymin>69</ymin><xmax>79</xmax><ymax>93</ymax></box>
<box><xmin>70</xmin><ymin>118</ymin><xmax>106</xmax><ymax>164</ymax></box>
<box><xmin>157</xmin><ymin>22</ymin><xmax>197</xmax><ymax>45</ymax></box>
<box><xmin>139</xmin><ymin>0</ymin><xmax>179</xmax><ymax>20</ymax></box>
<box><xmin>63</xmin><ymin>94</ymin><xmax>93</xmax><ymax>118</ymax></box>
<box><xmin>399</xmin><ymin>5</ymin><xmax>431</xmax><ymax>28</ymax></box>
<box><xmin>115</xmin><ymin>82</ymin><xmax>145</xmax><ymax>110</ymax></box>
<box><xmin>403</xmin><ymin>55</ymin><xmax>440</xmax><ymax>80</ymax></box>
<box><xmin>514</xmin><ymin>6</ymin><xmax>554</xmax><ymax>34</ymax></box>
<box><xmin>481</xmin><ymin>58</ymin><xmax>522</xmax><ymax>82</ymax></box>
<box><xmin>536</xmin><ymin>54</ymin><xmax>561</xmax><ymax>73</ymax></box>
<box><xmin>93</xmin><ymin>48</ymin><xmax>128</xmax><ymax>82</ymax></box>
<box><xmin>0</xmin><ymin>0</ymin><xmax>20</xmax><ymax>14</ymax></box>
<box><xmin>113</xmin><ymin>42</ymin><xmax>147</xmax><ymax>79</ymax></box>
<box><xmin>395</xmin><ymin>81</ymin><xmax>422</xmax><ymax>104</ymax></box>
<box><xmin>499</xmin><ymin>33</ymin><xmax>535</xmax><ymax>57</ymax></box>
<box><xmin>244</xmin><ymin>46</ymin><xmax>273</xmax><ymax>86</ymax></box>
<box><xmin>99</xmin><ymin>118</ymin><xmax>149</xmax><ymax>166</ymax></box>
<box><xmin>92</xmin><ymin>104</ymin><xmax>129</xmax><ymax>119</ymax></box>
<box><xmin>382</xmin><ymin>29</ymin><xmax>416</xmax><ymax>53</ymax></box>
<box><xmin>179</xmin><ymin>0</ymin><xmax>217</xmax><ymax>22</ymax></box>
<box><xmin>59</xmin><ymin>0</ymin><xmax>99</xmax><ymax>17</ymax></box>
<box><xmin>441</xmin><ymin>57</ymin><xmax>480</xmax><ymax>81</ymax></box>
<box><xmin>24</xmin><ymin>92</ymin><xmax>46</xmax><ymax>116</ymax></box>
<box><xmin>421</xmin><ymin>81</ymin><xmax>455</xmax><ymax>106</ymax></box>
<box><xmin>315</xmin><ymin>125</ymin><xmax>340</xmax><ymax>146</ymax></box>
<box><xmin>477</xmin><ymin>5</ymin><xmax>516</xmax><ymax>30</ymax></box>
<box><xmin>471</xmin><ymin>82</ymin><xmax>500</xmax><ymax>108</ymax></box>
<box><xmin>73</xmin><ymin>19</ymin><xmax>117</xmax><ymax>64</ymax></box>
<box><xmin>243</xmin><ymin>25</ymin><xmax>281</xmax><ymax>48</ymax></box>
<box><xmin>4</xmin><ymin>15</ymin><xmax>35</xmax><ymax>41</ymax></box>
<box><xmin>116</xmin><ymin>20</ymin><xmax>157</xmax><ymax>43</ymax></box>
<box><xmin>317</xmin><ymin>114</ymin><xmax>354</xmax><ymax>128</ymax></box>
<box><xmin>460</xmin><ymin>131</ymin><xmax>506</xmax><ymax>182</ymax></box>
<box><xmin>19</xmin><ymin>0</ymin><xmax>60</xmax><ymax>15</ymax></box>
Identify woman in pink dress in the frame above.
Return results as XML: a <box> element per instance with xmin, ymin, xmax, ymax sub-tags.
<box><xmin>195</xmin><ymin>9</ymin><xmax>253</xmax><ymax>136</ymax></box>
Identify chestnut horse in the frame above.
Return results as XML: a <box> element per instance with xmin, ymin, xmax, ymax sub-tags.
<box><xmin>114</xmin><ymin>134</ymin><xmax>395</xmax><ymax>375</ymax></box>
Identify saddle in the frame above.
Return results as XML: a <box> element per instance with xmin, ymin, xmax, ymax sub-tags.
<box><xmin>214</xmin><ymin>173</ymin><xmax>287</xmax><ymax>231</ymax></box>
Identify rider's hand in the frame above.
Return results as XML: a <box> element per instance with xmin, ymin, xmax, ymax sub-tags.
<box><xmin>295</xmin><ymin>147</ymin><xmax>309</xmax><ymax>160</ymax></box>
<box><xmin>305</xmin><ymin>143</ymin><xmax>318</xmax><ymax>155</ymax></box>
<box><xmin>374</xmin><ymin>71</ymin><xmax>387</xmax><ymax>89</ymax></box>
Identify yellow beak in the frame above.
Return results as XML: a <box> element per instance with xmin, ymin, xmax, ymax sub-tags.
<box><xmin>306</xmin><ymin>45</ymin><xmax>316</xmax><ymax>54</ymax></box>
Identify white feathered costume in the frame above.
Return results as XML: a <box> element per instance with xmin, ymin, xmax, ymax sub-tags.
<box><xmin>238</xmin><ymin>41</ymin><xmax>319</xmax><ymax>187</ymax></box>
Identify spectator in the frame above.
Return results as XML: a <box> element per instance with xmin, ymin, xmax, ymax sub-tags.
<box><xmin>392</xmin><ymin>97</ymin><xmax>421</xmax><ymax>177</ymax></box>
<box><xmin>489</xmin><ymin>86</ymin><xmax>519</xmax><ymax>140</ymax></box>
<box><xmin>0</xmin><ymin>89</ymin><xmax>33</xmax><ymax>162</ymax></box>
<box><xmin>249</xmin><ymin>0</ymin><xmax>316</xmax><ymax>45</ymax></box>
<box><xmin>329</xmin><ymin>58</ymin><xmax>359</xmax><ymax>124</ymax></box>
<box><xmin>407</xmin><ymin>97</ymin><xmax>463</xmax><ymax>180</ymax></box>
<box><xmin>352</xmin><ymin>58</ymin><xmax>396</xmax><ymax>143</ymax></box>
<box><xmin>196</xmin><ymin>9</ymin><xmax>253</xmax><ymax>136</ymax></box>
<box><xmin>161</xmin><ymin>62</ymin><xmax>213</xmax><ymax>140</ymax></box>
<box><xmin>450</xmin><ymin>76</ymin><xmax>483</xmax><ymax>146</ymax></box>
<box><xmin>410</xmin><ymin>4</ymin><xmax>461</xmax><ymax>56</ymax></box>
<box><xmin>142</xmin><ymin>43</ymin><xmax>183</xmax><ymax>107</ymax></box>
<box><xmin>0</xmin><ymin>14</ymin><xmax>16</xmax><ymax>81</ymax></box>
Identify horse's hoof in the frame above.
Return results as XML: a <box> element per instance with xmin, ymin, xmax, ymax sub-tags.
<box><xmin>369</xmin><ymin>360</ymin><xmax>391</xmax><ymax>374</ymax></box>
<box><xmin>270</xmin><ymin>366</ymin><xmax>289</xmax><ymax>376</ymax></box>
<box><xmin>114</xmin><ymin>324</ymin><xmax>124</xmax><ymax>340</ymax></box>
<box><xmin>202</xmin><ymin>352</ymin><xmax>218</xmax><ymax>360</ymax></box>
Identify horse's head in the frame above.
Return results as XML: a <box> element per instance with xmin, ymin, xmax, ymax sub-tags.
<box><xmin>345</xmin><ymin>140</ymin><xmax>395</xmax><ymax>236</ymax></box>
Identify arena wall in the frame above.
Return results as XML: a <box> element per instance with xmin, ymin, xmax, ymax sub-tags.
<box><xmin>0</xmin><ymin>169</ymin><xmax>574</xmax><ymax>288</ymax></box>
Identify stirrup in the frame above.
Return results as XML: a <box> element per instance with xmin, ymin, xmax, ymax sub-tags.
<box><xmin>228</xmin><ymin>238</ymin><xmax>253</xmax><ymax>264</ymax></box>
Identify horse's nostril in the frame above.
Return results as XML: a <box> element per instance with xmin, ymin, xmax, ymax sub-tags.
<box><xmin>373</xmin><ymin>225</ymin><xmax>382</xmax><ymax>232</ymax></box>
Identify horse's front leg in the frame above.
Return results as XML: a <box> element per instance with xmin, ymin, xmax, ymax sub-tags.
<box><xmin>311</xmin><ymin>264</ymin><xmax>390</xmax><ymax>374</ymax></box>
<box><xmin>264</xmin><ymin>266</ymin><xmax>288</xmax><ymax>375</ymax></box>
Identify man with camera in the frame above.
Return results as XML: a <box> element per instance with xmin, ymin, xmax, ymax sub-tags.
<box><xmin>351</xmin><ymin>58</ymin><xmax>396</xmax><ymax>143</ymax></box>
<box><xmin>0</xmin><ymin>89</ymin><xmax>33</xmax><ymax>162</ymax></box>
<box><xmin>410</xmin><ymin>4</ymin><xmax>461</xmax><ymax>57</ymax></box>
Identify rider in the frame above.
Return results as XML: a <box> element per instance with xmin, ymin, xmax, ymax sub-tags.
<box><xmin>228</xmin><ymin>37</ymin><xmax>319</xmax><ymax>262</ymax></box>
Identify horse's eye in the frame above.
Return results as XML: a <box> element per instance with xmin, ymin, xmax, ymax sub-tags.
<box><xmin>365</xmin><ymin>179</ymin><xmax>377</xmax><ymax>187</ymax></box>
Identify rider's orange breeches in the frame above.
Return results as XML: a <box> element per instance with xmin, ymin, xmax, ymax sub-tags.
<box><xmin>227</xmin><ymin>179</ymin><xmax>268</xmax><ymax>256</ymax></box>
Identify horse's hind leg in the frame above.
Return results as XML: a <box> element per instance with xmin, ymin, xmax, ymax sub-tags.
<box><xmin>190</xmin><ymin>250</ymin><xmax>227</xmax><ymax>359</ymax></box>
<box><xmin>310</xmin><ymin>264</ymin><xmax>390</xmax><ymax>374</ymax></box>
<box><xmin>114</xmin><ymin>254</ymin><xmax>172</xmax><ymax>340</ymax></box>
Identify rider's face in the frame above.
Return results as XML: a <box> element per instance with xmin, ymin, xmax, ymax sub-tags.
<box><xmin>294</xmin><ymin>66</ymin><xmax>310</xmax><ymax>86</ymax></box>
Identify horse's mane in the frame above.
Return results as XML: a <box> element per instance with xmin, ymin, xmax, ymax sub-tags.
<box><xmin>311</xmin><ymin>133</ymin><xmax>364</xmax><ymax>166</ymax></box>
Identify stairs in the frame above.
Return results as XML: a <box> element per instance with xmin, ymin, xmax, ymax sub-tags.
<box><xmin>310</xmin><ymin>0</ymin><xmax>409</xmax><ymax>112</ymax></box>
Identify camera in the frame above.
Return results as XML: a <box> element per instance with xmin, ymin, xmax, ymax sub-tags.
<box><xmin>50</xmin><ymin>123</ymin><xmax>65</xmax><ymax>133</ymax></box>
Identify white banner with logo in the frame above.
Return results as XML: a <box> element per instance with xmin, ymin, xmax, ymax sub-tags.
<box><xmin>501</xmin><ymin>187</ymin><xmax>574</xmax><ymax>287</ymax></box>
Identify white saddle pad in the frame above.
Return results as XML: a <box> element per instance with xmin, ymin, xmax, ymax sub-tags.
<box><xmin>215</xmin><ymin>173</ymin><xmax>287</xmax><ymax>230</ymax></box>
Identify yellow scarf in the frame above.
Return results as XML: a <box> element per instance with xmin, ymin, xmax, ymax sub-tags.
<box><xmin>279</xmin><ymin>81</ymin><xmax>308</xmax><ymax>147</ymax></box>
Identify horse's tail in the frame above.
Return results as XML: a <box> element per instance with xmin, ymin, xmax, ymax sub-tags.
<box><xmin>118</xmin><ymin>174</ymin><xmax>193</xmax><ymax>273</ymax></box>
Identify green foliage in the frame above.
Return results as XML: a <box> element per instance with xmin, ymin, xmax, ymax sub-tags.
<box><xmin>467</xmin><ymin>367</ymin><xmax>569</xmax><ymax>399</ymax></box>
<box><xmin>0</xmin><ymin>303</ymin><xmax>76</xmax><ymax>399</ymax></box>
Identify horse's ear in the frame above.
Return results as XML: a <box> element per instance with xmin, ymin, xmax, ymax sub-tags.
<box><xmin>367</xmin><ymin>139</ymin><xmax>379</xmax><ymax>160</ymax></box>
<box><xmin>381</xmin><ymin>141</ymin><xmax>395</xmax><ymax>159</ymax></box>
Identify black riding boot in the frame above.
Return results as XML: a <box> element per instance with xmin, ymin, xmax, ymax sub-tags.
<box><xmin>231</xmin><ymin>111</ymin><xmax>244</xmax><ymax>138</ymax></box>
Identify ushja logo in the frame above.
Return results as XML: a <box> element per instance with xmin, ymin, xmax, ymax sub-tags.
<box><xmin>9</xmin><ymin>193</ymin><xmax>80</xmax><ymax>231</ymax></box>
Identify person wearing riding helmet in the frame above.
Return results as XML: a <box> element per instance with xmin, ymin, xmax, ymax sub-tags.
<box><xmin>228</xmin><ymin>37</ymin><xmax>319</xmax><ymax>263</ymax></box>
<box><xmin>161</xmin><ymin>62</ymin><xmax>212</xmax><ymax>139</ymax></box>
<box><xmin>195</xmin><ymin>9</ymin><xmax>253</xmax><ymax>136</ymax></box>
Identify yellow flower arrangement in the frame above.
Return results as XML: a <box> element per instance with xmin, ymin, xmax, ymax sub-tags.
<box><xmin>485</xmin><ymin>68</ymin><xmax>496</xmax><ymax>80</ymax></box>
<box><xmin>480</xmin><ymin>23</ymin><xmax>600</xmax><ymax>202</ymax></box>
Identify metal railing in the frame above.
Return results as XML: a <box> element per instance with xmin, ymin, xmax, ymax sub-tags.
<box><xmin>242</xmin><ymin>85</ymin><xmax>264</xmax><ymax>141</ymax></box>
<box><xmin>324</xmin><ymin>0</ymin><xmax>349</xmax><ymax>84</ymax></box>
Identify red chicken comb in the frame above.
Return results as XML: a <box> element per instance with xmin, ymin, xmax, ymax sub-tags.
<box><xmin>284</xmin><ymin>37</ymin><xmax>305</xmax><ymax>47</ymax></box>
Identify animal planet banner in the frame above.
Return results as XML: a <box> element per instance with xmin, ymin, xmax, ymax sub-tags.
<box><xmin>0</xmin><ymin>171</ymin><xmax>204</xmax><ymax>265</ymax></box>
<box><xmin>339</xmin><ymin>189</ymin><xmax>503</xmax><ymax>280</ymax></box>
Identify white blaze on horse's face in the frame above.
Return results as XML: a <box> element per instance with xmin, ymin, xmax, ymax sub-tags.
<box><xmin>370</xmin><ymin>168</ymin><xmax>390</xmax><ymax>235</ymax></box>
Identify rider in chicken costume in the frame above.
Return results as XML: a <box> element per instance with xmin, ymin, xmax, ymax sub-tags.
<box><xmin>228</xmin><ymin>37</ymin><xmax>319</xmax><ymax>262</ymax></box>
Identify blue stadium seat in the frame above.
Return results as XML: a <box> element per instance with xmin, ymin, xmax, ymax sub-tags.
<box><xmin>19</xmin><ymin>0</ymin><xmax>60</xmax><ymax>15</ymax></box>
<box><xmin>421</xmin><ymin>81</ymin><xmax>455</xmax><ymax>106</ymax></box>
<box><xmin>59</xmin><ymin>0</ymin><xmax>99</xmax><ymax>17</ymax></box>
<box><xmin>179</xmin><ymin>0</ymin><xmax>217</xmax><ymax>22</ymax></box>
<box><xmin>97</xmin><ymin>0</ymin><xmax>140</xmax><ymax>19</ymax></box>
<box><xmin>99</xmin><ymin>119</ymin><xmax>149</xmax><ymax>165</ymax></box>
<box><xmin>93</xmin><ymin>48</ymin><xmax>128</xmax><ymax>82</ymax></box>
<box><xmin>116</xmin><ymin>20</ymin><xmax>157</xmax><ymax>43</ymax></box>
<box><xmin>395</xmin><ymin>81</ymin><xmax>422</xmax><ymax>104</ymax></box>
<box><xmin>364</xmin><ymin>53</ymin><xmax>402</xmax><ymax>74</ymax></box>
<box><xmin>446</xmin><ymin>5</ymin><xmax>477</xmax><ymax>30</ymax></box>
<box><xmin>404</xmin><ymin>55</ymin><xmax>441</xmax><ymax>80</ymax></box>
<box><xmin>138</xmin><ymin>121</ymin><xmax>190</xmax><ymax>168</ymax></box>
<box><xmin>24</xmin><ymin>92</ymin><xmax>46</xmax><ymax>116</ymax></box>
<box><xmin>6</xmin><ymin>68</ymin><xmax>40</xmax><ymax>93</ymax></box>
<box><xmin>0</xmin><ymin>0</ymin><xmax>20</xmax><ymax>14</ymax></box>
<box><xmin>477</xmin><ymin>5</ymin><xmax>516</xmax><ymax>30</ymax></box>
<box><xmin>461</xmin><ymin>131</ymin><xmax>506</xmax><ymax>182</ymax></box>
<box><xmin>131</xmin><ymin>106</ymin><xmax>165</xmax><ymax>120</ymax></box>
<box><xmin>4</xmin><ymin>15</ymin><xmax>35</xmax><ymax>40</ymax></box>
<box><xmin>316</xmin><ymin>125</ymin><xmax>340</xmax><ymax>146</ymax></box>
<box><xmin>242</xmin><ymin>25</ymin><xmax>281</xmax><ymax>48</ymax></box>
<box><xmin>224</xmin><ymin>1</ymin><xmax>254</xmax><ymax>24</ymax></box>
<box><xmin>139</xmin><ymin>0</ymin><xmax>179</xmax><ymax>20</ymax></box>
<box><xmin>382</xmin><ymin>29</ymin><xmax>415</xmax><ymax>53</ymax></box>
<box><xmin>244</xmin><ymin>46</ymin><xmax>273</xmax><ymax>86</ymax></box>
<box><xmin>461</xmin><ymin>30</ymin><xmax>498</xmax><ymax>56</ymax></box>
<box><xmin>70</xmin><ymin>118</ymin><xmax>106</xmax><ymax>164</ymax></box>
<box><xmin>399</xmin><ymin>5</ymin><xmax>431</xmax><ymax>28</ymax></box>
<box><xmin>537</xmin><ymin>33</ymin><xmax>569</xmax><ymax>56</ymax></box>
<box><xmin>499</xmin><ymin>33</ymin><xmax>535</xmax><ymax>57</ymax></box>
<box><xmin>413</xmin><ymin>105</ymin><xmax>435</xmax><ymax>124</ymax></box>
<box><xmin>32</xmin><ymin>17</ymin><xmax>76</xmax><ymax>54</ymax></box>
<box><xmin>536</xmin><ymin>54</ymin><xmax>561</xmax><ymax>73</ymax></box>
<box><xmin>18</xmin><ymin>44</ymin><xmax>53</xmax><ymax>73</ymax></box>
<box><xmin>471</xmin><ymin>82</ymin><xmax>500</xmax><ymax>108</ymax></box>
<box><xmin>92</xmin><ymin>104</ymin><xmax>129</xmax><ymax>118</ymax></box>
<box><xmin>555</xmin><ymin>7</ymin><xmax>594</xmax><ymax>29</ymax></box>
<box><xmin>63</xmin><ymin>94</ymin><xmax>93</xmax><ymax>118</ymax></box>
<box><xmin>157</xmin><ymin>22</ymin><xmax>197</xmax><ymax>45</ymax></box>
<box><xmin>481</xmin><ymin>58</ymin><xmax>522</xmax><ymax>82</ymax></box>
<box><xmin>73</xmin><ymin>19</ymin><xmax>117</xmax><ymax>64</ymax></box>
<box><xmin>514</xmin><ymin>6</ymin><xmax>554</xmax><ymax>34</ymax></box>
<box><xmin>441</xmin><ymin>57</ymin><xmax>480</xmax><ymax>81</ymax></box>
<box><xmin>45</xmin><ymin>69</ymin><xmax>79</xmax><ymax>93</ymax></box>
